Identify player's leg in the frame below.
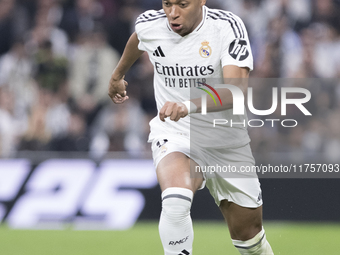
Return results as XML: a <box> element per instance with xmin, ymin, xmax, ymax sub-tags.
<box><xmin>157</xmin><ymin>151</ymin><xmax>203</xmax><ymax>255</ymax></box>
<box><xmin>220</xmin><ymin>201</ymin><xmax>274</xmax><ymax>255</ymax></box>
<box><xmin>204</xmin><ymin>143</ymin><xmax>273</xmax><ymax>254</ymax></box>
<box><xmin>157</xmin><ymin>151</ymin><xmax>203</xmax><ymax>192</ymax></box>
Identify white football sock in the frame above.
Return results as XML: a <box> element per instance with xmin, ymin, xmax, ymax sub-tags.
<box><xmin>232</xmin><ymin>228</ymin><xmax>274</xmax><ymax>255</ymax></box>
<box><xmin>159</xmin><ymin>187</ymin><xmax>194</xmax><ymax>255</ymax></box>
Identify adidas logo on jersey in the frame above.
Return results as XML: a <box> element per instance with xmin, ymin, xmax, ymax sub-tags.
<box><xmin>257</xmin><ymin>191</ymin><xmax>262</xmax><ymax>202</ymax></box>
<box><xmin>178</xmin><ymin>249</ymin><xmax>190</xmax><ymax>255</ymax></box>
<box><xmin>153</xmin><ymin>46</ymin><xmax>165</xmax><ymax>57</ymax></box>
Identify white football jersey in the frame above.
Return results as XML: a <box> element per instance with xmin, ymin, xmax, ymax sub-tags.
<box><xmin>135</xmin><ymin>6</ymin><xmax>253</xmax><ymax>148</ymax></box>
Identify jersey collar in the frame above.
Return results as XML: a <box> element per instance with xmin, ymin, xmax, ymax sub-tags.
<box><xmin>194</xmin><ymin>5</ymin><xmax>208</xmax><ymax>33</ymax></box>
<box><xmin>166</xmin><ymin>5</ymin><xmax>208</xmax><ymax>35</ymax></box>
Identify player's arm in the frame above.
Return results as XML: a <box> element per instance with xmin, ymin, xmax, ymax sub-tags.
<box><xmin>159</xmin><ymin>65</ymin><xmax>249</xmax><ymax>122</ymax></box>
<box><xmin>108</xmin><ymin>32</ymin><xmax>144</xmax><ymax>104</ymax></box>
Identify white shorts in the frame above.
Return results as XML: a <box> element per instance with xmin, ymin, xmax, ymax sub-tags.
<box><xmin>151</xmin><ymin>133</ymin><xmax>262</xmax><ymax>208</ymax></box>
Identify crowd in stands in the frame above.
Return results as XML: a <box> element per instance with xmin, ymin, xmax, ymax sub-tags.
<box><xmin>0</xmin><ymin>0</ymin><xmax>339</xmax><ymax>162</ymax></box>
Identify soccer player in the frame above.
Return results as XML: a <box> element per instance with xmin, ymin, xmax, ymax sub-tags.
<box><xmin>108</xmin><ymin>0</ymin><xmax>274</xmax><ymax>254</ymax></box>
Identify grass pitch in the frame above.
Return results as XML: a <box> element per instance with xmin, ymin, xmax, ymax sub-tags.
<box><xmin>0</xmin><ymin>221</ymin><xmax>339</xmax><ymax>255</ymax></box>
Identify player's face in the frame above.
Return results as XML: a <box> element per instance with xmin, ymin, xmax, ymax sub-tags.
<box><xmin>163</xmin><ymin>0</ymin><xmax>206</xmax><ymax>37</ymax></box>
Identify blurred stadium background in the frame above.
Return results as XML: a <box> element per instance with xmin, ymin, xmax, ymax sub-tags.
<box><xmin>0</xmin><ymin>0</ymin><xmax>340</xmax><ymax>254</ymax></box>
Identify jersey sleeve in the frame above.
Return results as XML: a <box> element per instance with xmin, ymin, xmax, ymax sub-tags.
<box><xmin>135</xmin><ymin>13</ymin><xmax>147</xmax><ymax>52</ymax></box>
<box><xmin>220</xmin><ymin>13</ymin><xmax>253</xmax><ymax>71</ymax></box>
<box><xmin>135</xmin><ymin>10</ymin><xmax>166</xmax><ymax>52</ymax></box>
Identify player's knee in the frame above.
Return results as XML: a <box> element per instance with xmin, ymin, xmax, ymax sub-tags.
<box><xmin>161</xmin><ymin>187</ymin><xmax>193</xmax><ymax>222</ymax></box>
<box><xmin>231</xmin><ymin>223</ymin><xmax>262</xmax><ymax>241</ymax></box>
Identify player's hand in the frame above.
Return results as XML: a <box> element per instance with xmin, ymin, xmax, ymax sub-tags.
<box><xmin>159</xmin><ymin>101</ymin><xmax>188</xmax><ymax>122</ymax></box>
<box><xmin>108</xmin><ymin>76</ymin><xmax>129</xmax><ymax>104</ymax></box>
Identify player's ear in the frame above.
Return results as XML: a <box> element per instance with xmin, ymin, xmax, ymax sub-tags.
<box><xmin>200</xmin><ymin>0</ymin><xmax>206</xmax><ymax>6</ymax></box>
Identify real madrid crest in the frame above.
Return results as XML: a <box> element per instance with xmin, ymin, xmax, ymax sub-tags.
<box><xmin>160</xmin><ymin>144</ymin><xmax>168</xmax><ymax>154</ymax></box>
<box><xmin>199</xmin><ymin>41</ymin><xmax>212</xmax><ymax>58</ymax></box>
